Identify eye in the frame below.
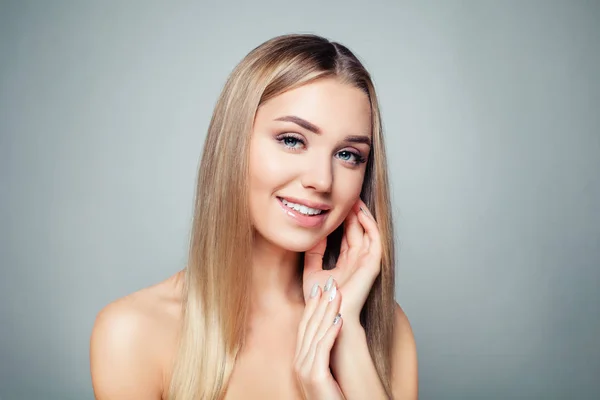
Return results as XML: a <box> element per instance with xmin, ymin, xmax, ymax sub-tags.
<box><xmin>336</xmin><ymin>149</ymin><xmax>366</xmax><ymax>166</ymax></box>
<box><xmin>277</xmin><ymin>133</ymin><xmax>305</xmax><ymax>150</ymax></box>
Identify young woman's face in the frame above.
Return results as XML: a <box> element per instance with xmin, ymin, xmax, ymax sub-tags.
<box><xmin>249</xmin><ymin>77</ymin><xmax>372</xmax><ymax>252</ymax></box>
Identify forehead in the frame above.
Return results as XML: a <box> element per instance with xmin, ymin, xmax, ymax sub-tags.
<box><xmin>256</xmin><ymin>78</ymin><xmax>372</xmax><ymax>137</ymax></box>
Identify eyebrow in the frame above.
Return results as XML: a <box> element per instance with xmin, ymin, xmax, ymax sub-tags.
<box><xmin>345</xmin><ymin>135</ymin><xmax>372</xmax><ymax>146</ymax></box>
<box><xmin>274</xmin><ymin>115</ymin><xmax>371</xmax><ymax>146</ymax></box>
<box><xmin>275</xmin><ymin>115</ymin><xmax>321</xmax><ymax>134</ymax></box>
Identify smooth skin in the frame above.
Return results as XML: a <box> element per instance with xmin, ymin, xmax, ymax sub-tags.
<box><xmin>294</xmin><ymin>279</ymin><xmax>344</xmax><ymax>399</ymax></box>
<box><xmin>90</xmin><ymin>78</ymin><xmax>418</xmax><ymax>399</ymax></box>
<box><xmin>302</xmin><ymin>199</ymin><xmax>418</xmax><ymax>399</ymax></box>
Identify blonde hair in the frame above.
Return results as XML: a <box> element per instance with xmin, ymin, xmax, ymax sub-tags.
<box><xmin>169</xmin><ymin>34</ymin><xmax>396</xmax><ymax>399</ymax></box>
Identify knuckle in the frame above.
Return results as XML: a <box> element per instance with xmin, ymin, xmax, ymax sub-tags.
<box><xmin>315</xmin><ymin>340</ymin><xmax>322</xmax><ymax>351</ymax></box>
<box><xmin>295</xmin><ymin>365</ymin><xmax>307</xmax><ymax>380</ymax></box>
<box><xmin>297</xmin><ymin>321</ymin><xmax>307</xmax><ymax>333</ymax></box>
<box><xmin>309</xmin><ymin>369</ymin><xmax>327</xmax><ymax>385</ymax></box>
<box><xmin>315</xmin><ymin>339</ymin><xmax>327</xmax><ymax>353</ymax></box>
<box><xmin>301</xmin><ymin>368</ymin><xmax>313</xmax><ymax>383</ymax></box>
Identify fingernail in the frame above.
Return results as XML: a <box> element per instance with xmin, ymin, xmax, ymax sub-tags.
<box><xmin>324</xmin><ymin>276</ymin><xmax>333</xmax><ymax>292</ymax></box>
<box><xmin>328</xmin><ymin>285</ymin><xmax>337</xmax><ymax>302</ymax></box>
<box><xmin>333</xmin><ymin>313</ymin><xmax>341</xmax><ymax>325</ymax></box>
<box><xmin>310</xmin><ymin>283</ymin><xmax>319</xmax><ymax>298</ymax></box>
<box><xmin>360</xmin><ymin>206</ymin><xmax>368</xmax><ymax>215</ymax></box>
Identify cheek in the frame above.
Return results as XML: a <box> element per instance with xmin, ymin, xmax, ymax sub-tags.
<box><xmin>248</xmin><ymin>138</ymin><xmax>297</xmax><ymax>230</ymax></box>
<box><xmin>329</xmin><ymin>169</ymin><xmax>365</xmax><ymax>222</ymax></box>
<box><xmin>335</xmin><ymin>164</ymin><xmax>365</xmax><ymax>197</ymax></box>
<box><xmin>249</xmin><ymin>142</ymin><xmax>292</xmax><ymax>194</ymax></box>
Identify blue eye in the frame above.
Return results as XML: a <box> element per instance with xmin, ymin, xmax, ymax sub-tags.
<box><xmin>338</xmin><ymin>151</ymin><xmax>354</xmax><ymax>161</ymax></box>
<box><xmin>336</xmin><ymin>150</ymin><xmax>366</xmax><ymax>165</ymax></box>
<box><xmin>277</xmin><ymin>134</ymin><xmax>305</xmax><ymax>150</ymax></box>
<box><xmin>276</xmin><ymin>133</ymin><xmax>367</xmax><ymax>165</ymax></box>
<box><xmin>283</xmin><ymin>137</ymin><xmax>302</xmax><ymax>148</ymax></box>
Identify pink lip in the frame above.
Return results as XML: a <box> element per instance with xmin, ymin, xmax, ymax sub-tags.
<box><xmin>277</xmin><ymin>197</ymin><xmax>329</xmax><ymax>228</ymax></box>
<box><xmin>278</xmin><ymin>196</ymin><xmax>331</xmax><ymax>211</ymax></box>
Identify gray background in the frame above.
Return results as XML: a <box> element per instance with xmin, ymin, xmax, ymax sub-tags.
<box><xmin>1</xmin><ymin>0</ymin><xmax>599</xmax><ymax>399</ymax></box>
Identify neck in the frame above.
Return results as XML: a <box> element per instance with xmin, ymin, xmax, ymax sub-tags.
<box><xmin>250</xmin><ymin>233</ymin><xmax>304</xmax><ymax>312</ymax></box>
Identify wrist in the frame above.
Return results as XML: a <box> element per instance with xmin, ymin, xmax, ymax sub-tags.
<box><xmin>338</xmin><ymin>318</ymin><xmax>365</xmax><ymax>342</ymax></box>
<box><xmin>330</xmin><ymin>317</ymin><xmax>387</xmax><ymax>400</ymax></box>
<box><xmin>331</xmin><ymin>319</ymin><xmax>367</xmax><ymax>368</ymax></box>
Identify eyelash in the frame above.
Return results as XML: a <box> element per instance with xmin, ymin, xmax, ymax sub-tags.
<box><xmin>276</xmin><ymin>133</ymin><xmax>367</xmax><ymax>165</ymax></box>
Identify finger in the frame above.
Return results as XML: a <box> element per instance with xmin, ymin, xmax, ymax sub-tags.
<box><xmin>312</xmin><ymin>313</ymin><xmax>343</xmax><ymax>376</ymax></box>
<box><xmin>298</xmin><ymin>277</ymin><xmax>338</xmax><ymax>364</ymax></box>
<box><xmin>310</xmin><ymin>281</ymin><xmax>342</xmax><ymax>351</ymax></box>
<box><xmin>304</xmin><ymin>237</ymin><xmax>327</xmax><ymax>276</ymax></box>
<box><xmin>295</xmin><ymin>284</ymin><xmax>321</xmax><ymax>360</ymax></box>
<box><xmin>344</xmin><ymin>207</ymin><xmax>364</xmax><ymax>251</ymax></box>
<box><xmin>356</xmin><ymin>199</ymin><xmax>376</xmax><ymax>221</ymax></box>
<box><xmin>303</xmin><ymin>281</ymin><xmax>342</xmax><ymax>368</ymax></box>
<box><xmin>357</xmin><ymin>206</ymin><xmax>382</xmax><ymax>259</ymax></box>
<box><xmin>362</xmin><ymin>232</ymin><xmax>370</xmax><ymax>254</ymax></box>
<box><xmin>340</xmin><ymin>226</ymin><xmax>349</xmax><ymax>254</ymax></box>
<box><xmin>298</xmin><ymin>278</ymin><xmax>336</xmax><ymax>363</ymax></box>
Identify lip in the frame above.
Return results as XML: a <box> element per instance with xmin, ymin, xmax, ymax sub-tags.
<box><xmin>277</xmin><ymin>196</ymin><xmax>332</xmax><ymax>211</ymax></box>
<box><xmin>277</xmin><ymin>197</ymin><xmax>330</xmax><ymax>228</ymax></box>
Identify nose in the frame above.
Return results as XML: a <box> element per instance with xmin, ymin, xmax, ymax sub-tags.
<box><xmin>301</xmin><ymin>155</ymin><xmax>333</xmax><ymax>193</ymax></box>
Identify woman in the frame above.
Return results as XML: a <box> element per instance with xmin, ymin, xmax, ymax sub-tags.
<box><xmin>90</xmin><ymin>33</ymin><xmax>418</xmax><ymax>399</ymax></box>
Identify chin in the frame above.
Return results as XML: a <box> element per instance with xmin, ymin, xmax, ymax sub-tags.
<box><xmin>251</xmin><ymin>203</ymin><xmax>345</xmax><ymax>253</ymax></box>
<box><xmin>265</xmin><ymin>230</ymin><xmax>324</xmax><ymax>253</ymax></box>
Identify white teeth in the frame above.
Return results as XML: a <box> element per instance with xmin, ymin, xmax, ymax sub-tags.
<box><xmin>281</xmin><ymin>199</ymin><xmax>323</xmax><ymax>216</ymax></box>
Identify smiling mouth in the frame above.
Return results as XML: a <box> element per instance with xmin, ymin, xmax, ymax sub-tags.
<box><xmin>277</xmin><ymin>197</ymin><xmax>330</xmax><ymax>216</ymax></box>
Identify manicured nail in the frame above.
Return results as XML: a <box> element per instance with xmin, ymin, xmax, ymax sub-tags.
<box><xmin>328</xmin><ymin>285</ymin><xmax>337</xmax><ymax>302</ymax></box>
<box><xmin>333</xmin><ymin>313</ymin><xmax>341</xmax><ymax>325</ymax></box>
<box><xmin>310</xmin><ymin>283</ymin><xmax>319</xmax><ymax>298</ymax></box>
<box><xmin>324</xmin><ymin>276</ymin><xmax>333</xmax><ymax>292</ymax></box>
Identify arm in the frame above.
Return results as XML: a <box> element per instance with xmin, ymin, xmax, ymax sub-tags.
<box><xmin>331</xmin><ymin>319</ymin><xmax>388</xmax><ymax>399</ymax></box>
<box><xmin>331</xmin><ymin>303</ymin><xmax>418</xmax><ymax>400</ymax></box>
<box><xmin>90</xmin><ymin>301</ymin><xmax>163</xmax><ymax>399</ymax></box>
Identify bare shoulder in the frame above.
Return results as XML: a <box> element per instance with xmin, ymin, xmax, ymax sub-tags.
<box><xmin>391</xmin><ymin>302</ymin><xmax>418</xmax><ymax>400</ymax></box>
<box><xmin>90</xmin><ymin>271</ymin><xmax>184</xmax><ymax>400</ymax></box>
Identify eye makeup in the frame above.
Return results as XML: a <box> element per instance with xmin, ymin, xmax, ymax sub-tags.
<box><xmin>275</xmin><ymin>132</ymin><xmax>367</xmax><ymax>166</ymax></box>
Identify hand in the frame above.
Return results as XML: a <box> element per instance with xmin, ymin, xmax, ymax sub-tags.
<box><xmin>294</xmin><ymin>278</ymin><xmax>345</xmax><ymax>400</ymax></box>
<box><xmin>303</xmin><ymin>199</ymin><xmax>381</xmax><ymax>323</ymax></box>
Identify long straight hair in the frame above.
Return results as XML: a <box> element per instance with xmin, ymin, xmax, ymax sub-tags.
<box><xmin>169</xmin><ymin>34</ymin><xmax>396</xmax><ymax>399</ymax></box>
